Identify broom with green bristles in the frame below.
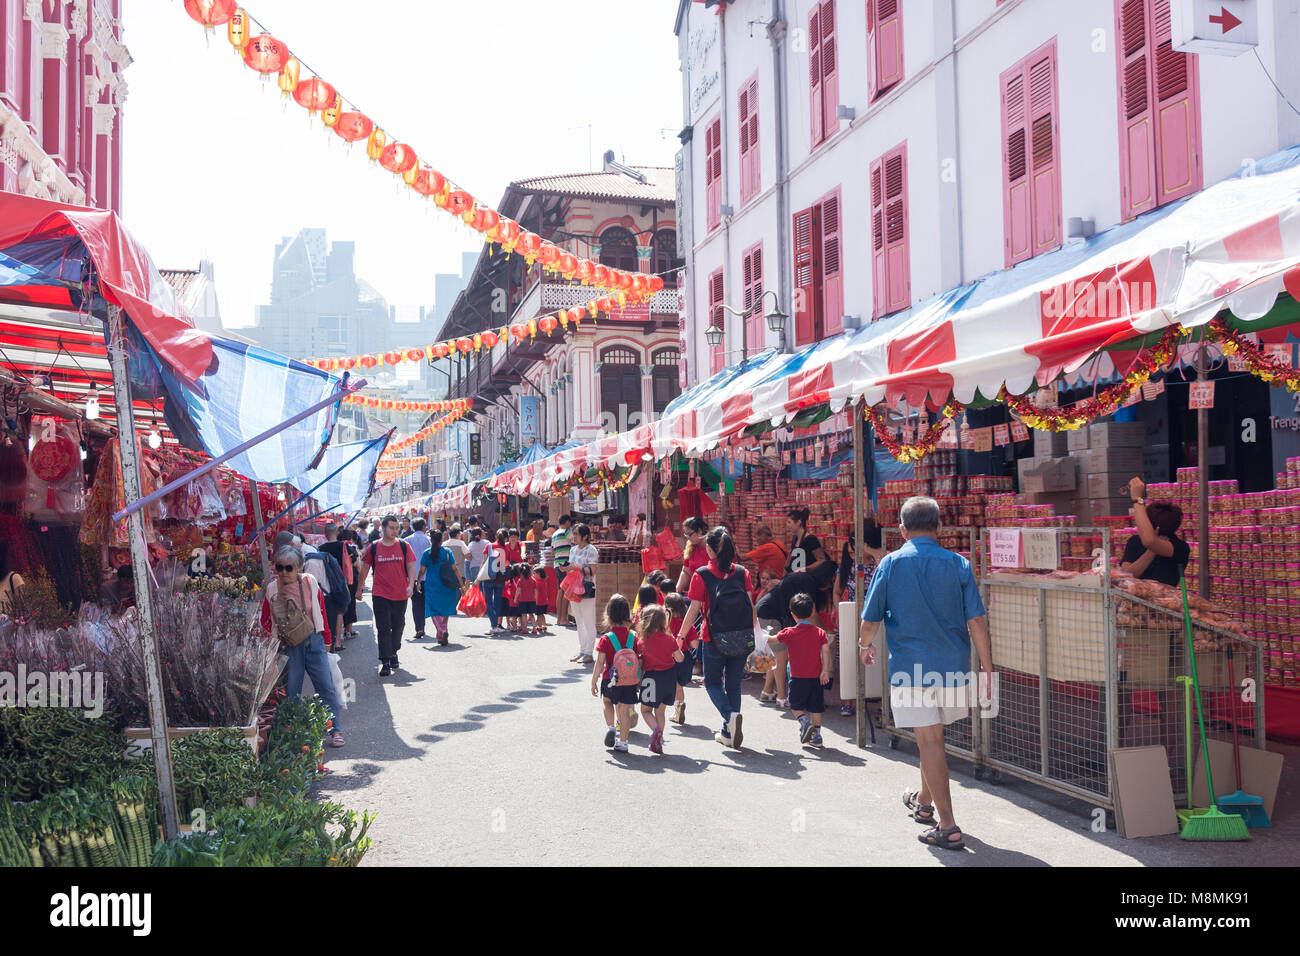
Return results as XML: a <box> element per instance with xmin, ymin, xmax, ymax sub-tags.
<box><xmin>1179</xmin><ymin>576</ymin><xmax>1250</xmax><ymax>842</ymax></box>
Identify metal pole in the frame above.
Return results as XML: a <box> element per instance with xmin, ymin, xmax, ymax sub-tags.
<box><xmin>111</xmin><ymin>376</ymin><xmax>368</xmax><ymax>523</ymax></box>
<box><xmin>248</xmin><ymin>480</ymin><xmax>273</xmax><ymax>585</ymax></box>
<box><xmin>852</xmin><ymin>399</ymin><xmax>866</xmax><ymax>747</ymax></box>
<box><xmin>1196</xmin><ymin>344</ymin><xmax>1210</xmax><ymax>599</ymax></box>
<box><xmin>105</xmin><ymin>305</ymin><xmax>180</xmax><ymax>840</ymax></box>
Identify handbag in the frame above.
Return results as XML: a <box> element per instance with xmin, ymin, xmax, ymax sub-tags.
<box><xmin>641</xmin><ymin>545</ymin><xmax>667</xmax><ymax>574</ymax></box>
<box><xmin>655</xmin><ymin>528</ymin><xmax>682</xmax><ymax>561</ymax></box>
<box><xmin>560</xmin><ymin>568</ymin><xmax>586</xmax><ymax>601</ymax></box>
<box><xmin>437</xmin><ymin>550</ymin><xmax>459</xmax><ymax>588</ymax></box>
<box><xmin>272</xmin><ymin>578</ymin><xmax>314</xmax><ymax>648</ymax></box>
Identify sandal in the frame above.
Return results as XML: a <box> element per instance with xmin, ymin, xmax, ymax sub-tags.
<box><xmin>328</xmin><ymin>732</ymin><xmax>345</xmax><ymax>748</ymax></box>
<box><xmin>759</xmin><ymin>692</ymin><xmax>776</xmax><ymax>702</ymax></box>
<box><xmin>918</xmin><ymin>825</ymin><xmax>965</xmax><ymax>850</ymax></box>
<box><xmin>903</xmin><ymin>791</ymin><xmax>936</xmax><ymax>824</ymax></box>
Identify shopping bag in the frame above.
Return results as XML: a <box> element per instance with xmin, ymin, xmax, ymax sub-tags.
<box><xmin>641</xmin><ymin>545</ymin><xmax>667</xmax><ymax>574</ymax></box>
<box><xmin>560</xmin><ymin>568</ymin><xmax>587</xmax><ymax>601</ymax></box>
<box><xmin>458</xmin><ymin>584</ymin><xmax>487</xmax><ymax>618</ymax></box>
<box><xmin>753</xmin><ymin>624</ymin><xmax>771</xmax><ymax>657</ymax></box>
<box><xmin>655</xmin><ymin>528</ymin><xmax>682</xmax><ymax>561</ymax></box>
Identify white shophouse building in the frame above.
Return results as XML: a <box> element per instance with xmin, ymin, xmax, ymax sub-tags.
<box><xmin>674</xmin><ymin>0</ymin><xmax>1300</xmax><ymax>382</ymax></box>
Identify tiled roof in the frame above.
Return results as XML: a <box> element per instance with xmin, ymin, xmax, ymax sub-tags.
<box><xmin>509</xmin><ymin>166</ymin><xmax>674</xmax><ymax>203</ymax></box>
<box><xmin>159</xmin><ymin>268</ymin><xmax>199</xmax><ymax>297</ymax></box>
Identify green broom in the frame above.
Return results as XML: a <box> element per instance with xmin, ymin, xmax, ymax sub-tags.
<box><xmin>1174</xmin><ymin>674</ymin><xmax>1211</xmax><ymax>828</ymax></box>
<box><xmin>1179</xmin><ymin>577</ymin><xmax>1249</xmax><ymax>841</ymax></box>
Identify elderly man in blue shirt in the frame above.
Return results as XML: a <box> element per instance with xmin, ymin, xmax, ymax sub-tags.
<box><xmin>859</xmin><ymin>496</ymin><xmax>993</xmax><ymax>851</ymax></box>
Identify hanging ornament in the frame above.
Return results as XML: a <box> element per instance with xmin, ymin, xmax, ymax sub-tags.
<box><xmin>557</xmin><ymin>253</ymin><xmax>578</xmax><ymax>276</ymax></box>
<box><xmin>333</xmin><ymin>111</ymin><xmax>373</xmax><ymax>143</ymax></box>
<box><xmin>412</xmin><ymin>166</ymin><xmax>445</xmax><ymax>196</ymax></box>
<box><xmin>447</xmin><ymin>190</ymin><xmax>475</xmax><ymax>218</ymax></box>
<box><xmin>277</xmin><ymin>56</ymin><xmax>300</xmax><ymax>96</ymax></box>
<box><xmin>472</xmin><ymin>333</ymin><xmax>483</xmax><ymax>351</ymax></box>
<box><xmin>456</xmin><ymin>337</ymin><xmax>474</xmax><ymax>354</ymax></box>
<box><xmin>538</xmin><ymin>315</ymin><xmax>558</xmax><ymax>335</ymax></box>
<box><xmin>227</xmin><ymin>6</ymin><xmax>252</xmax><ymax>51</ymax></box>
<box><xmin>293</xmin><ymin>77</ymin><xmax>336</xmax><ymax>114</ymax></box>
<box><xmin>384</xmin><ymin>351</ymin><xmax>402</xmax><ymax>365</ymax></box>
<box><xmin>481</xmin><ymin>330</ymin><xmax>499</xmax><ymax>348</ymax></box>
<box><xmin>359</xmin><ymin>355</ymin><xmax>378</xmax><ymax>369</ymax></box>
<box><xmin>185</xmin><ymin>0</ymin><xmax>237</xmax><ymax>29</ymax></box>
<box><xmin>575</xmin><ymin>260</ymin><xmax>595</xmax><ymax>284</ymax></box>
<box><xmin>595</xmin><ymin>296</ymin><xmax>615</xmax><ymax>314</ymax></box>
<box><xmin>405</xmin><ymin>348</ymin><xmax>424</xmax><ymax>362</ymax></box>
<box><xmin>648</xmin><ymin>275</ymin><xmax>665</xmax><ymax>294</ymax></box>
<box><xmin>366</xmin><ymin>127</ymin><xmax>388</xmax><ymax>162</ymax></box>
<box><xmin>537</xmin><ymin>244</ymin><xmax>560</xmax><ymax>269</ymax></box>
<box><xmin>242</xmin><ymin>34</ymin><xmax>288</xmax><ymax>74</ymax></box>
<box><xmin>433</xmin><ymin>342</ymin><xmax>451</xmax><ymax>359</ymax></box>
<box><xmin>515</xmin><ymin>232</ymin><xmax>542</xmax><ymax>262</ymax></box>
<box><xmin>321</xmin><ymin>94</ymin><xmax>342</xmax><ymax>129</ymax></box>
<box><xmin>379</xmin><ymin>142</ymin><xmax>418</xmax><ymax>175</ymax></box>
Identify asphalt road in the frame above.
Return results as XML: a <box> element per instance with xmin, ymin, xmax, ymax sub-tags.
<box><xmin>315</xmin><ymin>594</ymin><xmax>1297</xmax><ymax>866</ymax></box>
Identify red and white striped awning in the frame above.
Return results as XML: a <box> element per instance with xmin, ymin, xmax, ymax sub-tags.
<box><xmin>489</xmin><ymin>145</ymin><xmax>1300</xmax><ymax>497</ymax></box>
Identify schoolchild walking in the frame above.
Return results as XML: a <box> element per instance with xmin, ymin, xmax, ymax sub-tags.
<box><xmin>591</xmin><ymin>594</ymin><xmax>640</xmax><ymax>752</ymax></box>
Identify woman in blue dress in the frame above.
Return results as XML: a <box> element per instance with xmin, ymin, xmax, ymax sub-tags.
<box><xmin>417</xmin><ymin>530</ymin><xmax>465</xmax><ymax>646</ymax></box>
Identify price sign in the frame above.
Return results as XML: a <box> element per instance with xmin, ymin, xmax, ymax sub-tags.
<box><xmin>1021</xmin><ymin>529</ymin><xmax>1060</xmax><ymax>570</ymax></box>
<box><xmin>989</xmin><ymin>528</ymin><xmax>1022</xmax><ymax>568</ymax></box>
<box><xmin>1227</xmin><ymin>353</ymin><xmax>1248</xmax><ymax>372</ymax></box>
<box><xmin>1010</xmin><ymin>421</ymin><xmax>1030</xmax><ymax>443</ymax></box>
<box><xmin>901</xmin><ymin>423</ymin><xmax>915</xmax><ymax>443</ymax></box>
<box><xmin>993</xmin><ymin>423</ymin><xmax>1010</xmax><ymax>446</ymax></box>
<box><xmin>972</xmin><ymin>427</ymin><xmax>993</xmax><ymax>453</ymax></box>
<box><xmin>1189</xmin><ymin>381</ymin><xmax>1215</xmax><ymax>410</ymax></box>
<box><xmin>1122</xmin><ymin>388</ymin><xmax>1142</xmax><ymax>407</ymax></box>
<box><xmin>1141</xmin><ymin>381</ymin><xmax>1161</xmax><ymax>400</ymax></box>
<box><xmin>1267</xmin><ymin>344</ymin><xmax>1294</xmax><ymax>368</ymax></box>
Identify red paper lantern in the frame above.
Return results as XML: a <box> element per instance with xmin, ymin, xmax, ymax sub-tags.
<box><xmin>243</xmin><ymin>34</ymin><xmax>288</xmax><ymax>74</ymax></box>
<box><xmin>405</xmin><ymin>348</ymin><xmax>424</xmax><ymax>362</ymax></box>
<box><xmin>496</xmin><ymin>220</ymin><xmax>520</xmax><ymax>244</ymax></box>
<box><xmin>631</xmin><ymin>275</ymin><xmax>650</xmax><ymax>295</ymax></box>
<box><xmin>433</xmin><ymin>342</ymin><xmax>450</xmax><ymax>359</ymax></box>
<box><xmin>474</xmin><ymin>209</ymin><xmax>500</xmax><ymax>234</ymax></box>
<box><xmin>574</xmin><ymin>260</ymin><xmax>595</xmax><ymax>283</ymax></box>
<box><xmin>539</xmin><ymin>315</ymin><xmax>558</xmax><ymax>334</ymax></box>
<box><xmin>362</xmin><ymin>355</ymin><xmax>380</xmax><ymax>369</ymax></box>
<box><xmin>397</xmin><ymin>402</ymin><xmax>409</xmax><ymax>412</ymax></box>
<box><xmin>185</xmin><ymin>0</ymin><xmax>236</xmax><ymax>27</ymax></box>
<box><xmin>447</xmin><ymin>190</ymin><xmax>474</xmax><ymax>217</ymax></box>
<box><xmin>382</xmin><ymin>400</ymin><xmax>394</xmax><ymax>410</ymax></box>
<box><xmin>333</xmin><ymin>112</ymin><xmax>373</xmax><ymax>143</ymax></box>
<box><xmin>456</xmin><ymin>337</ymin><xmax>474</xmax><ymax>353</ymax></box>
<box><xmin>384</xmin><ymin>351</ymin><xmax>402</xmax><ymax>365</ymax></box>
<box><xmin>412</xmin><ymin>167</ymin><xmax>445</xmax><ymax>196</ymax></box>
<box><xmin>510</xmin><ymin>324</ymin><xmax>528</xmax><ymax>340</ymax></box>
<box><xmin>648</xmin><ymin>275</ymin><xmax>665</xmax><ymax>294</ymax></box>
<box><xmin>481</xmin><ymin>330</ymin><xmax>499</xmax><ymax>348</ymax></box>
<box><xmin>293</xmin><ymin>77</ymin><xmax>336</xmax><ymax>113</ymax></box>
<box><xmin>379</xmin><ymin>143</ymin><xmax>418</xmax><ymax>175</ymax></box>
<box><xmin>592</xmin><ymin>264</ymin><xmax>611</xmax><ymax>287</ymax></box>
<box><xmin>515</xmin><ymin>233</ymin><xmax>542</xmax><ymax>259</ymax></box>
<box><xmin>537</xmin><ymin>244</ymin><xmax>560</xmax><ymax>267</ymax></box>
<box><xmin>565</xmin><ymin>308</ymin><xmax>585</xmax><ymax>326</ymax></box>
<box><xmin>596</xmin><ymin>297</ymin><xmax>615</xmax><ymax>313</ymax></box>
<box><xmin>338</xmin><ymin>357</ymin><xmax>355</xmax><ymax>371</ymax></box>
<box><xmin>557</xmin><ymin>253</ymin><xmax>578</xmax><ymax>275</ymax></box>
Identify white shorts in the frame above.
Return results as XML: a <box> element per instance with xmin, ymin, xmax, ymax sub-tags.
<box><xmin>890</xmin><ymin>684</ymin><xmax>971</xmax><ymax>729</ymax></box>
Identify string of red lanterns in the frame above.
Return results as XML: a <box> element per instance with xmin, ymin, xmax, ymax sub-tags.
<box><xmin>180</xmin><ymin>3</ymin><xmax>669</xmax><ymax>311</ymax></box>
<box><xmin>344</xmin><ymin>396</ymin><xmax>471</xmax><ymax>413</ymax></box>
<box><xmin>383</xmin><ymin>404</ymin><xmax>470</xmax><ymax>455</ymax></box>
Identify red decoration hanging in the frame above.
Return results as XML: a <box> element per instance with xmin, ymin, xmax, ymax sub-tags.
<box><xmin>447</xmin><ymin>190</ymin><xmax>474</xmax><ymax>217</ymax></box>
<box><xmin>537</xmin><ymin>244</ymin><xmax>560</xmax><ymax>267</ymax></box>
<box><xmin>379</xmin><ymin>142</ymin><xmax>418</xmax><ymax>175</ymax></box>
<box><xmin>574</xmin><ymin>260</ymin><xmax>595</xmax><ymax>283</ymax></box>
<box><xmin>592</xmin><ymin>264</ymin><xmax>611</xmax><ymax>287</ymax></box>
<box><xmin>433</xmin><ymin>342</ymin><xmax>451</xmax><ymax>359</ymax></box>
<box><xmin>557</xmin><ymin>253</ymin><xmax>578</xmax><ymax>275</ymax></box>
<box><xmin>515</xmin><ymin>233</ymin><xmax>542</xmax><ymax>259</ymax></box>
<box><xmin>456</xmin><ymin>337</ymin><xmax>474</xmax><ymax>353</ymax></box>
<box><xmin>648</xmin><ymin>275</ymin><xmax>665</xmax><ymax>294</ymax></box>
<box><xmin>242</xmin><ymin>34</ymin><xmax>288</xmax><ymax>74</ymax></box>
<box><xmin>481</xmin><ymin>330</ymin><xmax>500</xmax><ymax>348</ymax></box>
<box><xmin>384</xmin><ymin>351</ymin><xmax>402</xmax><ymax>365</ymax></box>
<box><xmin>538</xmin><ymin>315</ymin><xmax>558</xmax><ymax>334</ymax></box>
<box><xmin>359</xmin><ymin>355</ymin><xmax>378</xmax><ymax>369</ymax></box>
<box><xmin>412</xmin><ymin>167</ymin><xmax>445</xmax><ymax>196</ymax></box>
<box><xmin>184</xmin><ymin>0</ymin><xmax>237</xmax><ymax>27</ymax></box>
<box><xmin>595</xmin><ymin>297</ymin><xmax>615</xmax><ymax>313</ymax></box>
<box><xmin>293</xmin><ymin>77</ymin><xmax>336</xmax><ymax>113</ymax></box>
<box><xmin>405</xmin><ymin>348</ymin><xmax>424</xmax><ymax>362</ymax></box>
<box><xmin>333</xmin><ymin>111</ymin><xmax>373</xmax><ymax>143</ymax></box>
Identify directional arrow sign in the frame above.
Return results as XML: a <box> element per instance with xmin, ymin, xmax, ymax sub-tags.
<box><xmin>1173</xmin><ymin>0</ymin><xmax>1256</xmax><ymax>57</ymax></box>
<box><xmin>1208</xmin><ymin>6</ymin><xmax>1241</xmax><ymax>32</ymax></box>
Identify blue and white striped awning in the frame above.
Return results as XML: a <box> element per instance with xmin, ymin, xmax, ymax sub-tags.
<box><xmin>289</xmin><ymin>435</ymin><xmax>391</xmax><ymax>512</ymax></box>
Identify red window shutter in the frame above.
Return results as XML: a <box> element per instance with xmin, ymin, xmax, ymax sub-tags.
<box><xmin>738</xmin><ymin>86</ymin><xmax>751</xmax><ymax>203</ymax></box>
<box><xmin>1117</xmin><ymin>0</ymin><xmax>1156</xmax><ymax>220</ymax></box>
<box><xmin>868</xmin><ymin>0</ymin><xmax>904</xmax><ymax>101</ymax></box>
<box><xmin>820</xmin><ymin>189</ymin><xmax>843</xmax><ymax>336</ymax></box>
<box><xmin>1001</xmin><ymin>63</ymin><xmax>1032</xmax><ymax>265</ymax></box>
<box><xmin>870</xmin><ymin>157</ymin><xmax>886</xmax><ymax>318</ymax></box>
<box><xmin>792</xmin><ymin>207</ymin><xmax>819</xmax><ymax>346</ymax></box>
<box><xmin>742</xmin><ymin>243</ymin><xmax>764</xmax><ymax>350</ymax></box>
<box><xmin>1150</xmin><ymin>0</ymin><xmax>1201</xmax><ymax>204</ymax></box>
<box><xmin>820</xmin><ymin>1</ymin><xmax>839</xmax><ymax>142</ymax></box>
<box><xmin>705</xmin><ymin>117</ymin><xmax>722</xmax><ymax>232</ymax></box>
<box><xmin>708</xmin><ymin>269</ymin><xmax>725</xmax><ymax>374</ymax></box>
<box><xmin>809</xmin><ymin>6</ymin><xmax>823</xmax><ymax>147</ymax></box>
<box><xmin>738</xmin><ymin>75</ymin><xmax>760</xmax><ymax>204</ymax></box>
<box><xmin>883</xmin><ymin>145</ymin><xmax>910</xmax><ymax>314</ymax></box>
<box><xmin>1027</xmin><ymin>48</ymin><xmax>1061</xmax><ymax>257</ymax></box>
<box><xmin>746</xmin><ymin>77</ymin><xmax>760</xmax><ymax>200</ymax></box>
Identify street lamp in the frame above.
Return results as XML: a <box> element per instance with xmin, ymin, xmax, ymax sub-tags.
<box><xmin>707</xmin><ymin>290</ymin><xmax>789</xmax><ymax>360</ymax></box>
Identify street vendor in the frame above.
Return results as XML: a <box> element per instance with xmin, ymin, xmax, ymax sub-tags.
<box><xmin>1120</xmin><ymin>477</ymin><xmax>1190</xmax><ymax>587</ymax></box>
<box><xmin>99</xmin><ymin>564</ymin><xmax>134</xmax><ymax>615</ymax></box>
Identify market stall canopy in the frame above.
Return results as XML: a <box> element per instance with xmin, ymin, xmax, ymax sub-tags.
<box><xmin>491</xmin><ymin>144</ymin><xmax>1300</xmax><ymax>495</ymax></box>
<box><xmin>289</xmin><ymin>435</ymin><xmax>391</xmax><ymax>513</ymax></box>
<box><xmin>0</xmin><ymin>192</ymin><xmax>345</xmax><ymax>485</ymax></box>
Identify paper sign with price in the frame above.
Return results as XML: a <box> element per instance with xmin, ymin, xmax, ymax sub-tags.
<box><xmin>1021</xmin><ymin>529</ymin><xmax>1060</xmax><ymax>570</ymax></box>
<box><xmin>989</xmin><ymin>528</ymin><xmax>1022</xmax><ymax>568</ymax></box>
<box><xmin>1010</xmin><ymin>421</ymin><xmax>1030</xmax><ymax>443</ymax></box>
<box><xmin>972</xmin><ymin>427</ymin><xmax>993</xmax><ymax>452</ymax></box>
<box><xmin>1189</xmin><ymin>381</ymin><xmax>1215</xmax><ymax>410</ymax></box>
<box><xmin>993</xmin><ymin>423</ymin><xmax>1010</xmax><ymax>446</ymax></box>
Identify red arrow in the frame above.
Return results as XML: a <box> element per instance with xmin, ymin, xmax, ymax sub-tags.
<box><xmin>1209</xmin><ymin>6</ymin><xmax>1242</xmax><ymax>33</ymax></box>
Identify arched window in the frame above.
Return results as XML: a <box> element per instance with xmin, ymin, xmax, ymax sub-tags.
<box><xmin>599</xmin><ymin>345</ymin><xmax>643</xmax><ymax>429</ymax></box>
<box><xmin>599</xmin><ymin>226</ymin><xmax>639</xmax><ymax>273</ymax></box>
<box><xmin>651</xmin><ymin>348</ymin><xmax>681</xmax><ymax>414</ymax></box>
<box><xmin>654</xmin><ymin>230</ymin><xmax>683</xmax><ymax>288</ymax></box>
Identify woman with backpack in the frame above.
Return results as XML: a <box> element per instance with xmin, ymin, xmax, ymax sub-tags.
<box><xmin>416</xmin><ymin>529</ymin><xmax>464</xmax><ymax>646</ymax></box>
<box><xmin>676</xmin><ymin>527</ymin><xmax>756</xmax><ymax>750</ymax></box>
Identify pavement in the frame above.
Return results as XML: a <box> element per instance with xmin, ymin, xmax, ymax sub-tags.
<box><xmin>315</xmin><ymin>593</ymin><xmax>1299</xmax><ymax>866</ymax></box>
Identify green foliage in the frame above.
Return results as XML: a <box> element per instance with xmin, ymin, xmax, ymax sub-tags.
<box><xmin>150</xmin><ymin>797</ymin><xmax>374</xmax><ymax>867</ymax></box>
<box><xmin>497</xmin><ymin>435</ymin><xmax>520</xmax><ymax>467</ymax></box>
<box><xmin>258</xmin><ymin>695</ymin><xmax>330</xmax><ymax>802</ymax></box>
<box><xmin>169</xmin><ymin>729</ymin><xmax>259</xmax><ymax>820</ymax></box>
<box><xmin>0</xmin><ymin>707</ymin><xmax>126</xmax><ymax>801</ymax></box>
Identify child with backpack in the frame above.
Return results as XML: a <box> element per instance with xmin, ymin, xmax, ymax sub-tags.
<box><xmin>776</xmin><ymin>591</ymin><xmax>832</xmax><ymax>748</ymax></box>
<box><xmin>665</xmin><ymin>591</ymin><xmax>695</xmax><ymax>725</ymax></box>
<box><xmin>590</xmin><ymin>594</ymin><xmax>640</xmax><ymax>752</ymax></box>
<box><xmin>637</xmin><ymin>604</ymin><xmax>683</xmax><ymax>755</ymax></box>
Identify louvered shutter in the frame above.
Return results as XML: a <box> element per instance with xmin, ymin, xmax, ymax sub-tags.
<box><xmin>1151</xmin><ymin>0</ymin><xmax>1201</xmax><ymax>203</ymax></box>
<box><xmin>705</xmin><ymin>116</ymin><xmax>722</xmax><ymax>232</ymax></box>
<box><xmin>820</xmin><ymin>1</ymin><xmax>839</xmax><ymax>141</ymax></box>
<box><xmin>1001</xmin><ymin>64</ymin><xmax>1032</xmax><ymax>265</ymax></box>
<box><xmin>1117</xmin><ymin>0</ymin><xmax>1156</xmax><ymax>219</ymax></box>
<box><xmin>793</xmin><ymin>207</ymin><xmax>817</xmax><ymax>346</ymax></box>
<box><xmin>747</xmin><ymin>244</ymin><xmax>764</xmax><ymax>348</ymax></box>
<box><xmin>809</xmin><ymin>6</ymin><xmax>823</xmax><ymax>146</ymax></box>
<box><xmin>870</xmin><ymin>0</ymin><xmax>904</xmax><ymax>100</ymax></box>
<box><xmin>870</xmin><ymin>157</ymin><xmax>886</xmax><ymax>318</ymax></box>
<box><xmin>738</xmin><ymin>85</ymin><xmax>750</xmax><ymax>202</ymax></box>
<box><xmin>746</xmin><ymin>77</ymin><xmax>760</xmax><ymax>199</ymax></box>
<box><xmin>708</xmin><ymin>269</ymin><xmax>725</xmax><ymax>374</ymax></box>
<box><xmin>883</xmin><ymin>146</ymin><xmax>910</xmax><ymax>314</ymax></box>
<box><xmin>1027</xmin><ymin>48</ymin><xmax>1060</xmax><ymax>256</ymax></box>
<box><xmin>820</xmin><ymin>189</ymin><xmax>842</xmax><ymax>336</ymax></box>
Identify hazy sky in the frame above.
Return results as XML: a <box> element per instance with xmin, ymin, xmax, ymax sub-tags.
<box><xmin>121</xmin><ymin>1</ymin><xmax>684</xmax><ymax>332</ymax></box>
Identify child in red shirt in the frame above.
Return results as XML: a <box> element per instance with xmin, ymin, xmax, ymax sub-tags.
<box><xmin>591</xmin><ymin>594</ymin><xmax>640</xmax><ymax>752</ymax></box>
<box><xmin>665</xmin><ymin>592</ymin><xmax>694</xmax><ymax>725</ymax></box>
<box><xmin>637</xmin><ymin>604</ymin><xmax>684</xmax><ymax>754</ymax></box>
<box><xmin>502</xmin><ymin>570</ymin><xmax>519</xmax><ymax>632</ymax></box>
<box><xmin>776</xmin><ymin>591</ymin><xmax>832</xmax><ymax>748</ymax></box>
<box><xmin>516</xmin><ymin>564</ymin><xmax>537</xmax><ymax>634</ymax></box>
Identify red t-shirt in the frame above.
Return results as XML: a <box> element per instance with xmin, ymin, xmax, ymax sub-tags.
<box><xmin>670</xmin><ymin>614</ymin><xmax>694</xmax><ymax>648</ymax></box>
<box><xmin>778</xmin><ymin>621</ymin><xmax>829</xmax><ymax>679</ymax></box>
<box><xmin>641</xmin><ymin>630</ymin><xmax>679</xmax><ymax>672</ymax></box>
<box><xmin>503</xmin><ymin>580</ymin><xmax>518</xmax><ymax>604</ymax></box>
<box><xmin>504</xmin><ymin>541</ymin><xmax>523</xmax><ymax>563</ymax></box>
<box><xmin>516</xmin><ymin>577</ymin><xmax>536</xmax><ymax>603</ymax></box>
<box><xmin>595</xmin><ymin>626</ymin><xmax>640</xmax><ymax>681</ymax></box>
<box><xmin>686</xmin><ymin>561</ymin><xmax>752</xmax><ymax>643</ymax></box>
<box><xmin>366</xmin><ymin>539</ymin><xmax>414</xmax><ymax>601</ymax></box>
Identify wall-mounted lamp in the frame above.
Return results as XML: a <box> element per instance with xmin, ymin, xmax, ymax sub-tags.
<box><xmin>836</xmin><ymin>104</ymin><xmax>856</xmax><ymax>121</ymax></box>
<box><xmin>1067</xmin><ymin>216</ymin><xmax>1095</xmax><ymax>239</ymax></box>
